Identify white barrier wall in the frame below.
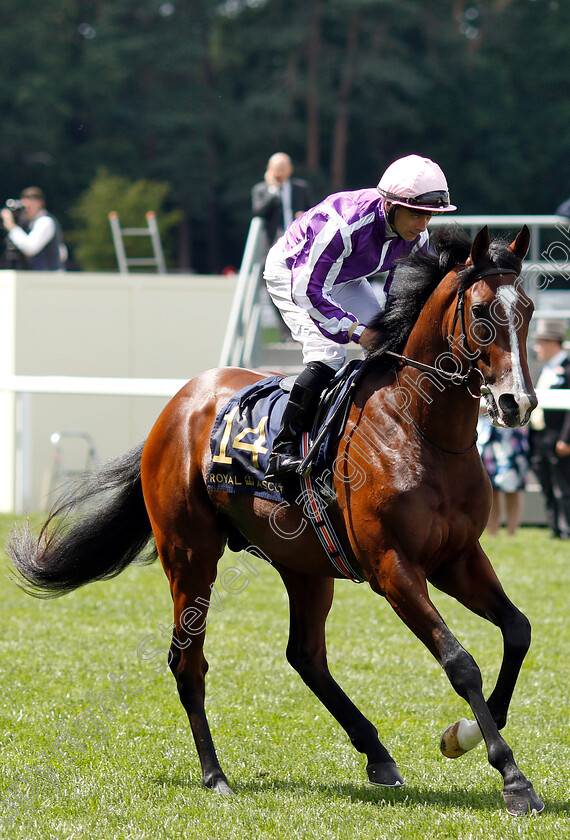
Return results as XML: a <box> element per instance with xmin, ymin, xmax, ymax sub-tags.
<box><xmin>0</xmin><ymin>269</ymin><xmax>237</xmax><ymax>512</ymax></box>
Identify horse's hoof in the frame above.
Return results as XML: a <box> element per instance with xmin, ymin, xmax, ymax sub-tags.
<box><xmin>367</xmin><ymin>761</ymin><xmax>404</xmax><ymax>787</ymax></box>
<box><xmin>503</xmin><ymin>782</ymin><xmax>544</xmax><ymax>816</ymax></box>
<box><xmin>214</xmin><ymin>779</ymin><xmax>234</xmax><ymax>797</ymax></box>
<box><xmin>440</xmin><ymin>718</ymin><xmax>483</xmax><ymax>758</ymax></box>
<box><xmin>440</xmin><ymin>722</ymin><xmax>466</xmax><ymax>758</ymax></box>
<box><xmin>204</xmin><ymin>775</ymin><xmax>234</xmax><ymax>796</ymax></box>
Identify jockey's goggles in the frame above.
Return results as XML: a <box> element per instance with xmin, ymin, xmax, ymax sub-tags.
<box><xmin>379</xmin><ymin>189</ymin><xmax>455</xmax><ymax>211</ymax></box>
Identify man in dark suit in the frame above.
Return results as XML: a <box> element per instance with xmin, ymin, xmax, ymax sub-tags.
<box><xmin>529</xmin><ymin>318</ymin><xmax>570</xmax><ymax>538</ymax></box>
<box><xmin>251</xmin><ymin>153</ymin><xmax>312</xmax><ymax>245</ymax></box>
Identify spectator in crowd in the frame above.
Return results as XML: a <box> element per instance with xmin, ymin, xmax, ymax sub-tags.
<box><xmin>529</xmin><ymin>318</ymin><xmax>570</xmax><ymax>539</ymax></box>
<box><xmin>477</xmin><ymin>412</ymin><xmax>531</xmax><ymax>536</ymax></box>
<box><xmin>252</xmin><ymin>153</ymin><xmax>312</xmax><ymax>245</ymax></box>
<box><xmin>0</xmin><ymin>187</ymin><xmax>67</xmax><ymax>270</ymax></box>
<box><xmin>252</xmin><ymin>153</ymin><xmax>313</xmax><ymax>341</ymax></box>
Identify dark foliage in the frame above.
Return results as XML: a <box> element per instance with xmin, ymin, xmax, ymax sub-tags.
<box><xmin>1</xmin><ymin>1</ymin><xmax>569</xmax><ymax>271</ymax></box>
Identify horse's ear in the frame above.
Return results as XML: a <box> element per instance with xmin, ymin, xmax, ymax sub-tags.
<box><xmin>508</xmin><ymin>225</ymin><xmax>530</xmax><ymax>260</ymax></box>
<box><xmin>465</xmin><ymin>226</ymin><xmax>490</xmax><ymax>267</ymax></box>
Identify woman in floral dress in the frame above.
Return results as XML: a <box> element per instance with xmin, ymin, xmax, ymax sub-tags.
<box><xmin>477</xmin><ymin>413</ymin><xmax>531</xmax><ymax>535</ymax></box>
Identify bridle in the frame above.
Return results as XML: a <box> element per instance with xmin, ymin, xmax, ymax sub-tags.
<box><xmin>383</xmin><ymin>265</ymin><xmax>519</xmax><ymax>454</ymax></box>
<box><xmin>383</xmin><ymin>265</ymin><xmax>519</xmax><ymax>398</ymax></box>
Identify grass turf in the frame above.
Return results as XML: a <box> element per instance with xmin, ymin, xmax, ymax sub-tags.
<box><xmin>0</xmin><ymin>515</ymin><xmax>568</xmax><ymax>839</ymax></box>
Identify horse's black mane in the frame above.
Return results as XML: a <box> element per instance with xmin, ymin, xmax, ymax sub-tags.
<box><xmin>368</xmin><ymin>224</ymin><xmax>523</xmax><ymax>365</ymax></box>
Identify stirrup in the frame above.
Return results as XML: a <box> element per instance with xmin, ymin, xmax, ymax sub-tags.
<box><xmin>265</xmin><ymin>451</ymin><xmax>302</xmax><ymax>481</ymax></box>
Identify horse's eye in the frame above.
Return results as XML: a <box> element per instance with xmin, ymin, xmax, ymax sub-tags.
<box><xmin>471</xmin><ymin>304</ymin><xmax>489</xmax><ymax>321</ymax></box>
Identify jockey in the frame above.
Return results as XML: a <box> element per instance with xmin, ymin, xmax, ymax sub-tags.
<box><xmin>264</xmin><ymin>154</ymin><xmax>457</xmax><ymax>480</ymax></box>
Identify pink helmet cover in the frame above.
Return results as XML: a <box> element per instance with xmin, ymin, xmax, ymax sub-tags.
<box><xmin>377</xmin><ymin>154</ymin><xmax>457</xmax><ymax>212</ymax></box>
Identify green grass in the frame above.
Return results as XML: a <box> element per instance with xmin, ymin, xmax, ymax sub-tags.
<box><xmin>1</xmin><ymin>515</ymin><xmax>569</xmax><ymax>839</ymax></box>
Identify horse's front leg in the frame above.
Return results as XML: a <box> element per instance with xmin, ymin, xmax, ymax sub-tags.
<box><xmin>430</xmin><ymin>543</ymin><xmax>531</xmax><ymax>756</ymax></box>
<box><xmin>278</xmin><ymin>566</ymin><xmax>404</xmax><ymax>787</ymax></box>
<box><xmin>375</xmin><ymin>550</ymin><xmax>543</xmax><ymax>816</ymax></box>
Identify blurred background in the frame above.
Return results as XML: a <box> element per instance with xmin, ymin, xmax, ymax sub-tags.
<box><xmin>1</xmin><ymin>0</ymin><xmax>569</xmax><ymax>275</ymax></box>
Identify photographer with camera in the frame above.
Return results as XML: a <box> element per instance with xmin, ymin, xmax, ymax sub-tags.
<box><xmin>1</xmin><ymin>187</ymin><xmax>67</xmax><ymax>270</ymax></box>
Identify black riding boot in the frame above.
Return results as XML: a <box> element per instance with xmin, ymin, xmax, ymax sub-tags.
<box><xmin>265</xmin><ymin>361</ymin><xmax>335</xmax><ymax>480</ymax></box>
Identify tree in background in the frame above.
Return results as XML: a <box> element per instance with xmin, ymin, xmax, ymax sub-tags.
<box><xmin>0</xmin><ymin>0</ymin><xmax>569</xmax><ymax>273</ymax></box>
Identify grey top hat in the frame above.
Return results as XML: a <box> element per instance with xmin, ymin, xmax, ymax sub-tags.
<box><xmin>533</xmin><ymin>318</ymin><xmax>568</xmax><ymax>342</ymax></box>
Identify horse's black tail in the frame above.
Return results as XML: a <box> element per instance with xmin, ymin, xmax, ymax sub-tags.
<box><xmin>7</xmin><ymin>441</ymin><xmax>157</xmax><ymax>599</ymax></box>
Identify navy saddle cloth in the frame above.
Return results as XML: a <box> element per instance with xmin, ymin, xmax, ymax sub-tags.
<box><xmin>206</xmin><ymin>362</ymin><xmax>361</xmax><ymax>503</ymax></box>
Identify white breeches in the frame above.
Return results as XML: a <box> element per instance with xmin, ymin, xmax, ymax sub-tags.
<box><xmin>264</xmin><ymin>241</ymin><xmax>382</xmax><ymax>370</ymax></box>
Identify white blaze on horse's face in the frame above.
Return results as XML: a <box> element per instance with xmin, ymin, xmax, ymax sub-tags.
<box><xmin>490</xmin><ymin>283</ymin><xmax>533</xmax><ymax>426</ymax></box>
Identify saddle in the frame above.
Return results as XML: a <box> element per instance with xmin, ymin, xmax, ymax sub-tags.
<box><xmin>206</xmin><ymin>360</ymin><xmax>367</xmax><ymax>582</ymax></box>
<box><xmin>206</xmin><ymin>359</ymin><xmax>364</xmax><ymax>504</ymax></box>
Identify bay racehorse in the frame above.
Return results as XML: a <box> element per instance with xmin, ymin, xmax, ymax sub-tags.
<box><xmin>8</xmin><ymin>225</ymin><xmax>544</xmax><ymax>815</ymax></box>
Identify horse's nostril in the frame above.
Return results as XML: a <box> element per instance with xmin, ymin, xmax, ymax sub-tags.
<box><xmin>498</xmin><ymin>393</ymin><xmax>519</xmax><ymax>415</ymax></box>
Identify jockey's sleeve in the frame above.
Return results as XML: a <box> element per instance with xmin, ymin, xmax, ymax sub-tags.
<box><xmin>288</xmin><ymin>210</ymin><xmax>376</xmax><ymax>343</ymax></box>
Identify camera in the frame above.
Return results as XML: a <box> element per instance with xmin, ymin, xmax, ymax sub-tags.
<box><xmin>0</xmin><ymin>198</ymin><xmax>29</xmax><ymax>268</ymax></box>
<box><xmin>5</xmin><ymin>198</ymin><xmax>24</xmax><ymax>211</ymax></box>
<box><xmin>1</xmin><ymin>198</ymin><xmax>26</xmax><ymax>235</ymax></box>
<box><xmin>3</xmin><ymin>198</ymin><xmax>26</xmax><ymax>226</ymax></box>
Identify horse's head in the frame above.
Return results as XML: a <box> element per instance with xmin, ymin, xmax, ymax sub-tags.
<box><xmin>370</xmin><ymin>225</ymin><xmax>537</xmax><ymax>429</ymax></box>
<box><xmin>458</xmin><ymin>225</ymin><xmax>537</xmax><ymax>427</ymax></box>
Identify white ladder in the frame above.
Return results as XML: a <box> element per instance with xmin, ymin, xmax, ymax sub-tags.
<box><xmin>108</xmin><ymin>210</ymin><xmax>167</xmax><ymax>273</ymax></box>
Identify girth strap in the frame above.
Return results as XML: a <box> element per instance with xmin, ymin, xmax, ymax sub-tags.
<box><xmin>300</xmin><ymin>432</ymin><xmax>365</xmax><ymax>584</ymax></box>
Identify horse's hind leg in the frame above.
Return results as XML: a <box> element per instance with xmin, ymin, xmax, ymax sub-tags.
<box><xmin>278</xmin><ymin>567</ymin><xmax>404</xmax><ymax>787</ymax></box>
<box><xmin>155</xmin><ymin>530</ymin><xmax>232</xmax><ymax>795</ymax></box>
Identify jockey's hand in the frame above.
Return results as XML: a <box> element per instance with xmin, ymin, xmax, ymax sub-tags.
<box><xmin>357</xmin><ymin>327</ymin><xmax>384</xmax><ymax>352</ymax></box>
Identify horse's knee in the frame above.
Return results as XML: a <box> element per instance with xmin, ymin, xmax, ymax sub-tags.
<box><xmin>169</xmin><ymin>630</ymin><xmax>209</xmax><ymax>676</ymax></box>
<box><xmin>503</xmin><ymin>607</ymin><xmax>531</xmax><ymax>656</ymax></box>
<box><xmin>168</xmin><ymin>643</ymin><xmax>181</xmax><ymax>675</ymax></box>
<box><xmin>286</xmin><ymin>636</ymin><xmax>334</xmax><ymax>687</ymax></box>
<box><xmin>442</xmin><ymin>643</ymin><xmax>482</xmax><ymax>702</ymax></box>
<box><xmin>170</xmin><ymin>645</ymin><xmax>209</xmax><ymax>707</ymax></box>
<box><xmin>286</xmin><ymin>642</ymin><xmax>321</xmax><ymax>679</ymax></box>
